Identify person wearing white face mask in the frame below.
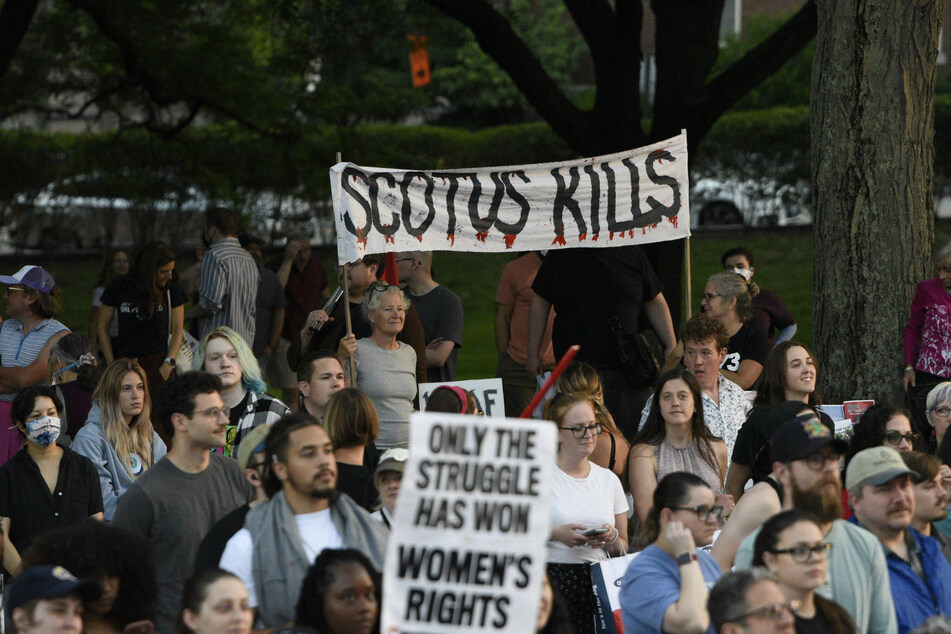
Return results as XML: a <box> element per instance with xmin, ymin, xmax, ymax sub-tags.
<box><xmin>0</xmin><ymin>386</ymin><xmax>103</xmax><ymax>576</ymax></box>
<box><xmin>721</xmin><ymin>247</ymin><xmax>797</xmax><ymax>346</ymax></box>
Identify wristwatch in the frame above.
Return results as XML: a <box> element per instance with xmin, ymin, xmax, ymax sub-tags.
<box><xmin>676</xmin><ymin>552</ymin><xmax>698</xmax><ymax>566</ymax></box>
<box><xmin>164</xmin><ymin>357</ymin><xmax>176</xmax><ymax>367</ymax></box>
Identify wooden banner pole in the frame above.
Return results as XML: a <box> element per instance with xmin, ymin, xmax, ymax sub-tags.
<box><xmin>337</xmin><ymin>150</ymin><xmax>357</xmax><ymax>380</ymax></box>
<box><xmin>685</xmin><ymin>236</ymin><xmax>692</xmax><ymax>319</ymax></box>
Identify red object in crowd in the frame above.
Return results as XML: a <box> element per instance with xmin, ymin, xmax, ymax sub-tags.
<box><xmin>520</xmin><ymin>345</ymin><xmax>580</xmax><ymax>418</ymax></box>
<box><xmin>384</xmin><ymin>253</ymin><xmax>399</xmax><ymax>286</ymax></box>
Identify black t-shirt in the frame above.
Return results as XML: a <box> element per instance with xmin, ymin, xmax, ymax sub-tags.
<box><xmin>732</xmin><ymin>405</ymin><xmax>837</xmax><ymax>482</ymax></box>
<box><xmin>532</xmin><ymin>246</ymin><xmax>663</xmax><ymax>366</ymax></box>
<box><xmin>794</xmin><ymin>610</ymin><xmax>836</xmax><ymax>633</ymax></box>
<box><xmin>101</xmin><ymin>277</ymin><xmax>187</xmax><ymax>356</ymax></box>
<box><xmin>721</xmin><ymin>321</ymin><xmax>770</xmax><ymax>373</ymax></box>
<box><xmin>0</xmin><ymin>447</ymin><xmax>104</xmax><ymax>558</ymax></box>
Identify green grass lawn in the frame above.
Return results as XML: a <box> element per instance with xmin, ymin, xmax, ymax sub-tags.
<box><xmin>17</xmin><ymin>221</ymin><xmax>950</xmax><ymax>382</ymax></box>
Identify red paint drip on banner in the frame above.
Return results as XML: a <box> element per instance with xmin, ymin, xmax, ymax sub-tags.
<box><xmin>552</xmin><ymin>235</ymin><xmax>567</xmax><ymax>246</ymax></box>
<box><xmin>592</xmin><ymin>232</ymin><xmax>599</xmax><ymax>242</ymax></box>
<box><xmin>385</xmin><ymin>235</ymin><xmax>395</xmax><ymax>244</ymax></box>
<box><xmin>579</xmin><ymin>233</ymin><xmax>587</xmax><ymax>241</ymax></box>
<box><xmin>476</xmin><ymin>231</ymin><xmax>489</xmax><ymax>243</ymax></box>
<box><xmin>446</xmin><ymin>234</ymin><xmax>455</xmax><ymax>247</ymax></box>
<box><xmin>669</xmin><ymin>216</ymin><xmax>679</xmax><ymax>228</ymax></box>
<box><xmin>503</xmin><ymin>234</ymin><xmax>517</xmax><ymax>249</ymax></box>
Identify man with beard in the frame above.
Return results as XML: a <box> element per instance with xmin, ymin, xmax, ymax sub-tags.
<box><xmin>848</xmin><ymin>447</ymin><xmax>951</xmax><ymax>634</ymax></box>
<box><xmin>903</xmin><ymin>451</ymin><xmax>951</xmax><ymax>563</ymax></box>
<box><xmin>712</xmin><ymin>401</ymin><xmax>809</xmax><ymax>570</ymax></box>
<box><xmin>733</xmin><ymin>413</ymin><xmax>897</xmax><ymax>634</ymax></box>
<box><xmin>218</xmin><ymin>412</ymin><xmax>387</xmax><ymax>627</ymax></box>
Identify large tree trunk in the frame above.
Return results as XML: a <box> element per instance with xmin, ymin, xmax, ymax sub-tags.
<box><xmin>812</xmin><ymin>0</ymin><xmax>943</xmax><ymax>403</ymax></box>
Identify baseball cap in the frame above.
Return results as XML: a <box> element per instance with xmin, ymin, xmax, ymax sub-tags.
<box><xmin>6</xmin><ymin>565</ymin><xmax>101</xmax><ymax>617</ymax></box>
<box><xmin>374</xmin><ymin>447</ymin><xmax>408</xmax><ymax>478</ymax></box>
<box><xmin>0</xmin><ymin>265</ymin><xmax>55</xmax><ymax>294</ymax></box>
<box><xmin>845</xmin><ymin>446</ymin><xmax>918</xmax><ymax>490</ymax></box>
<box><xmin>237</xmin><ymin>424</ymin><xmax>273</xmax><ymax>470</ymax></box>
<box><xmin>770</xmin><ymin>410</ymin><xmax>847</xmax><ymax>464</ymax></box>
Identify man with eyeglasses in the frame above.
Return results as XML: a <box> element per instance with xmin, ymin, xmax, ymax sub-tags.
<box><xmin>708</xmin><ymin>567</ymin><xmax>796</xmax><ymax>633</ymax></box>
<box><xmin>733</xmin><ymin>414</ymin><xmax>897</xmax><ymax>634</ymax></box>
<box><xmin>193</xmin><ymin>422</ymin><xmax>274</xmax><ymax>574</ymax></box>
<box><xmin>848</xmin><ymin>447</ymin><xmax>951</xmax><ymax>634</ymax></box>
<box><xmin>114</xmin><ymin>371</ymin><xmax>254</xmax><ymax>633</ymax></box>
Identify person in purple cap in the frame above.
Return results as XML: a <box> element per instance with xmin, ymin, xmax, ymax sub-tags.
<box><xmin>0</xmin><ymin>265</ymin><xmax>69</xmax><ymax>466</ymax></box>
<box><xmin>7</xmin><ymin>564</ymin><xmax>101</xmax><ymax>634</ymax></box>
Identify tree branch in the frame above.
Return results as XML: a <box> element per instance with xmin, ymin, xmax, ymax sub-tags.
<box><xmin>694</xmin><ymin>0</ymin><xmax>817</xmax><ymax>140</ymax></box>
<box><xmin>0</xmin><ymin>0</ymin><xmax>38</xmax><ymax>81</ymax></box>
<box><xmin>423</xmin><ymin>0</ymin><xmax>594</xmax><ymax>154</ymax></box>
<box><xmin>561</xmin><ymin>0</ymin><xmax>616</xmax><ymax>60</ymax></box>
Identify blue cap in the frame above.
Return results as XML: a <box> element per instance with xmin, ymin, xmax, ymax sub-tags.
<box><xmin>6</xmin><ymin>565</ymin><xmax>101</xmax><ymax>617</ymax></box>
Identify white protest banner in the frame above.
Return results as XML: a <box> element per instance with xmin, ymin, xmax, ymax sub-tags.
<box><xmin>382</xmin><ymin>412</ymin><xmax>556</xmax><ymax>633</ymax></box>
<box><xmin>330</xmin><ymin>133</ymin><xmax>689</xmax><ymax>264</ymax></box>
<box><xmin>418</xmin><ymin>378</ymin><xmax>505</xmax><ymax>417</ymax></box>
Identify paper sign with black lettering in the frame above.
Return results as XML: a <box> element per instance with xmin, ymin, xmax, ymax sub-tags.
<box><xmin>418</xmin><ymin>378</ymin><xmax>505</xmax><ymax>418</ymax></box>
<box><xmin>381</xmin><ymin>412</ymin><xmax>556</xmax><ymax>633</ymax></box>
<box><xmin>330</xmin><ymin>133</ymin><xmax>690</xmax><ymax>264</ymax></box>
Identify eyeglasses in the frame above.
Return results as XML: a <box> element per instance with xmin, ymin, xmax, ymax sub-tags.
<box><xmin>3</xmin><ymin>287</ymin><xmax>25</xmax><ymax>295</ymax></box>
<box><xmin>801</xmin><ymin>451</ymin><xmax>842</xmax><ymax>471</ymax></box>
<box><xmin>932</xmin><ymin>406</ymin><xmax>951</xmax><ymax>418</ymax></box>
<box><xmin>884</xmin><ymin>430</ymin><xmax>919</xmax><ymax>445</ymax></box>
<box><xmin>193</xmin><ymin>406</ymin><xmax>229</xmax><ymax>420</ymax></box>
<box><xmin>731</xmin><ymin>599</ymin><xmax>801</xmax><ymax>623</ymax></box>
<box><xmin>701</xmin><ymin>292</ymin><xmax>721</xmax><ymax>301</ymax></box>
<box><xmin>558</xmin><ymin>423</ymin><xmax>602</xmax><ymax>438</ymax></box>
<box><xmin>670</xmin><ymin>504</ymin><xmax>724</xmax><ymax>523</ymax></box>
<box><xmin>770</xmin><ymin>542</ymin><xmax>832</xmax><ymax>563</ymax></box>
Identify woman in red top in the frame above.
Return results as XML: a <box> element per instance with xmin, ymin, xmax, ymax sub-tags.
<box><xmin>903</xmin><ymin>241</ymin><xmax>951</xmax><ymax>447</ymax></box>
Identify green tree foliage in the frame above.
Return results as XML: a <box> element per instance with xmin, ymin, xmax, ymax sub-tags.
<box><xmin>710</xmin><ymin>13</ymin><xmax>813</xmax><ymax>111</ymax></box>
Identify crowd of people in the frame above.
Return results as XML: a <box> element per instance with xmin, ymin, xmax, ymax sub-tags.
<box><xmin>3</xmin><ymin>207</ymin><xmax>951</xmax><ymax>634</ymax></box>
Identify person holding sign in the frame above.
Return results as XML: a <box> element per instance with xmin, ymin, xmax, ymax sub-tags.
<box><xmin>344</xmin><ymin>282</ymin><xmax>417</xmax><ymax>449</ymax></box>
<box><xmin>545</xmin><ymin>393</ymin><xmax>628</xmax><ymax>634</ymax></box>
<box><xmin>700</xmin><ymin>272</ymin><xmax>769</xmax><ymax>390</ymax></box>
<box><xmin>620</xmin><ymin>472</ymin><xmax>723</xmax><ymax>634</ymax></box>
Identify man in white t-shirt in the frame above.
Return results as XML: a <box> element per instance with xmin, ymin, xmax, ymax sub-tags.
<box><xmin>218</xmin><ymin>412</ymin><xmax>387</xmax><ymax>627</ymax></box>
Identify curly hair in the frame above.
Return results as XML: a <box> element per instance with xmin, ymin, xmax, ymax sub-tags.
<box><xmin>845</xmin><ymin>403</ymin><xmax>915</xmax><ymax>465</ymax></box>
<box><xmin>681</xmin><ymin>315</ymin><xmax>730</xmax><ymax>352</ymax></box>
<box><xmin>295</xmin><ymin>548</ymin><xmax>380</xmax><ymax>631</ymax></box>
<box><xmin>21</xmin><ymin>519</ymin><xmax>157</xmax><ymax>628</ymax></box>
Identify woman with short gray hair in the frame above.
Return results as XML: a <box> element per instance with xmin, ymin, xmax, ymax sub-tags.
<box><xmin>346</xmin><ymin>281</ymin><xmax>417</xmax><ymax>449</ymax></box>
<box><xmin>904</xmin><ymin>241</ymin><xmax>951</xmax><ymax>446</ymax></box>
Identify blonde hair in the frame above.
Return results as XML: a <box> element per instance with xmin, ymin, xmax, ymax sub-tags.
<box><xmin>554</xmin><ymin>362</ymin><xmax>622</xmax><ymax>435</ymax></box>
<box><xmin>94</xmin><ymin>359</ymin><xmax>155</xmax><ymax>476</ymax></box>
<box><xmin>196</xmin><ymin>326</ymin><xmax>265</xmax><ymax>394</ymax></box>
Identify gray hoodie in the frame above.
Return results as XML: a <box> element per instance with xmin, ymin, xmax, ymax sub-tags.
<box><xmin>71</xmin><ymin>402</ymin><xmax>167</xmax><ymax>520</ymax></box>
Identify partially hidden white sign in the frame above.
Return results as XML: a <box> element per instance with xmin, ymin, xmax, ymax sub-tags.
<box><xmin>382</xmin><ymin>412</ymin><xmax>556</xmax><ymax>633</ymax></box>
<box><xmin>418</xmin><ymin>378</ymin><xmax>505</xmax><ymax>418</ymax></box>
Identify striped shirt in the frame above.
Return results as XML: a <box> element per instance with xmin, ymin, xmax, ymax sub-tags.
<box><xmin>0</xmin><ymin>318</ymin><xmax>69</xmax><ymax>400</ymax></box>
<box><xmin>197</xmin><ymin>237</ymin><xmax>259</xmax><ymax>343</ymax></box>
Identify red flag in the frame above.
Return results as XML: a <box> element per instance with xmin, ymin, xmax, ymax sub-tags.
<box><xmin>384</xmin><ymin>253</ymin><xmax>399</xmax><ymax>286</ymax></box>
<box><xmin>408</xmin><ymin>35</ymin><xmax>431</xmax><ymax>87</ymax></box>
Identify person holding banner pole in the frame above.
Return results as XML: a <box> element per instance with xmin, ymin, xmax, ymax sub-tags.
<box><xmin>343</xmin><ymin>282</ymin><xmax>417</xmax><ymax>449</ymax></box>
<box><xmin>545</xmin><ymin>392</ymin><xmax>628</xmax><ymax>634</ymax></box>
